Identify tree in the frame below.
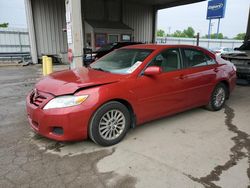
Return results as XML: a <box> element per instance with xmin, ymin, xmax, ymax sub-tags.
<box><xmin>234</xmin><ymin>33</ymin><xmax>246</xmax><ymax>40</ymax></box>
<box><xmin>172</xmin><ymin>30</ymin><xmax>186</xmax><ymax>38</ymax></box>
<box><xmin>183</xmin><ymin>27</ymin><xmax>195</xmax><ymax>38</ymax></box>
<box><xmin>0</xmin><ymin>23</ymin><xmax>9</xmax><ymax>28</ymax></box>
<box><xmin>169</xmin><ymin>26</ymin><xmax>196</xmax><ymax>38</ymax></box>
<box><xmin>157</xmin><ymin>29</ymin><xmax>166</xmax><ymax>37</ymax></box>
<box><xmin>204</xmin><ymin>33</ymin><xmax>225</xmax><ymax>39</ymax></box>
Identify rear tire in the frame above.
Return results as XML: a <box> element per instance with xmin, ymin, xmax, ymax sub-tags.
<box><xmin>89</xmin><ymin>101</ymin><xmax>131</xmax><ymax>146</ymax></box>
<box><xmin>206</xmin><ymin>83</ymin><xmax>227</xmax><ymax>111</ymax></box>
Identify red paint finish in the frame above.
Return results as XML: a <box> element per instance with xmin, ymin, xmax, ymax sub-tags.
<box><xmin>26</xmin><ymin>45</ymin><xmax>236</xmax><ymax>141</ymax></box>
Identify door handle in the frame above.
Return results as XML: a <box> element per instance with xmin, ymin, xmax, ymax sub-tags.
<box><xmin>214</xmin><ymin>68</ymin><xmax>219</xmax><ymax>73</ymax></box>
<box><xmin>179</xmin><ymin>74</ymin><xmax>187</xmax><ymax>80</ymax></box>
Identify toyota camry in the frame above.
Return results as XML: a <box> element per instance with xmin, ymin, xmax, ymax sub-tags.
<box><xmin>26</xmin><ymin>45</ymin><xmax>236</xmax><ymax>146</ymax></box>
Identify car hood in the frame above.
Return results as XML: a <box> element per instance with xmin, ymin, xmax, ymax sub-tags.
<box><xmin>35</xmin><ymin>67</ymin><xmax>124</xmax><ymax>96</ymax></box>
<box><xmin>222</xmin><ymin>50</ymin><xmax>249</xmax><ymax>56</ymax></box>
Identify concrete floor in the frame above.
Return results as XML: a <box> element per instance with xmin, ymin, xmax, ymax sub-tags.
<box><xmin>0</xmin><ymin>65</ymin><xmax>249</xmax><ymax>188</ymax></box>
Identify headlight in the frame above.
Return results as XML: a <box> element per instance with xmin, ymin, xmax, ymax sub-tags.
<box><xmin>44</xmin><ymin>95</ymin><xmax>88</xmax><ymax>109</ymax></box>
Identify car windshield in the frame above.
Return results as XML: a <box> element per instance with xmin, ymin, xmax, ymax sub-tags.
<box><xmin>97</xmin><ymin>43</ymin><xmax>115</xmax><ymax>52</ymax></box>
<box><xmin>90</xmin><ymin>49</ymin><xmax>153</xmax><ymax>74</ymax></box>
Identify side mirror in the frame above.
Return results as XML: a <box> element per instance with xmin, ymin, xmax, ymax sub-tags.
<box><xmin>144</xmin><ymin>66</ymin><xmax>162</xmax><ymax>76</ymax></box>
<box><xmin>234</xmin><ymin>48</ymin><xmax>239</xmax><ymax>51</ymax></box>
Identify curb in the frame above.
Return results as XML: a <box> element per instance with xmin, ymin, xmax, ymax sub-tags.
<box><xmin>0</xmin><ymin>63</ymin><xmax>24</xmax><ymax>67</ymax></box>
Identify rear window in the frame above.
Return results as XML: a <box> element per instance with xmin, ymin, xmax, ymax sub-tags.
<box><xmin>183</xmin><ymin>48</ymin><xmax>216</xmax><ymax>67</ymax></box>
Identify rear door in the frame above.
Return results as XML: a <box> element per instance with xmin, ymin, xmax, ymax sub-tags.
<box><xmin>181</xmin><ymin>48</ymin><xmax>218</xmax><ymax>107</ymax></box>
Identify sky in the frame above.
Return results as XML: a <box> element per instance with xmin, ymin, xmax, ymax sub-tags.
<box><xmin>0</xmin><ymin>0</ymin><xmax>26</xmax><ymax>28</ymax></box>
<box><xmin>0</xmin><ymin>0</ymin><xmax>249</xmax><ymax>38</ymax></box>
<box><xmin>158</xmin><ymin>0</ymin><xmax>250</xmax><ymax>38</ymax></box>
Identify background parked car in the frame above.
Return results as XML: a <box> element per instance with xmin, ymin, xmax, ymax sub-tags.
<box><xmin>83</xmin><ymin>42</ymin><xmax>143</xmax><ymax>65</ymax></box>
<box><xmin>211</xmin><ymin>47</ymin><xmax>234</xmax><ymax>55</ymax></box>
<box><xmin>221</xmin><ymin>40</ymin><xmax>250</xmax><ymax>80</ymax></box>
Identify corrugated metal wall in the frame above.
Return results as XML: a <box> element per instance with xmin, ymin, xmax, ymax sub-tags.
<box><xmin>82</xmin><ymin>0</ymin><xmax>121</xmax><ymax>21</ymax></box>
<box><xmin>31</xmin><ymin>0</ymin><xmax>154</xmax><ymax>57</ymax></box>
<box><xmin>32</xmin><ymin>0</ymin><xmax>67</xmax><ymax>57</ymax></box>
<box><xmin>0</xmin><ymin>28</ymin><xmax>30</xmax><ymax>53</ymax></box>
<box><xmin>82</xmin><ymin>0</ymin><xmax>154</xmax><ymax>43</ymax></box>
<box><xmin>106</xmin><ymin>0</ymin><xmax>122</xmax><ymax>21</ymax></box>
<box><xmin>123</xmin><ymin>1</ymin><xmax>154</xmax><ymax>43</ymax></box>
<box><xmin>83</xmin><ymin>0</ymin><xmax>106</xmax><ymax>21</ymax></box>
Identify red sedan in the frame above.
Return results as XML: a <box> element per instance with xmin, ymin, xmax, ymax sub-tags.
<box><xmin>26</xmin><ymin>45</ymin><xmax>236</xmax><ymax>146</ymax></box>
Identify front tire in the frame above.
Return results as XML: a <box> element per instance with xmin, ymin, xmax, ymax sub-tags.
<box><xmin>206</xmin><ymin>83</ymin><xmax>227</xmax><ymax>111</ymax></box>
<box><xmin>89</xmin><ymin>101</ymin><xmax>131</xmax><ymax>146</ymax></box>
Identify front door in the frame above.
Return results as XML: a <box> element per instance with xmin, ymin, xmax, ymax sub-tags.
<box><xmin>133</xmin><ymin>48</ymin><xmax>190</xmax><ymax>124</ymax></box>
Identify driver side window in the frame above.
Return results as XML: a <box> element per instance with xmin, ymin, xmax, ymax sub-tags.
<box><xmin>149</xmin><ymin>49</ymin><xmax>181</xmax><ymax>72</ymax></box>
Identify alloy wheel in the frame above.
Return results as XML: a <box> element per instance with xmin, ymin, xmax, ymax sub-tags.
<box><xmin>98</xmin><ymin>110</ymin><xmax>126</xmax><ymax>140</ymax></box>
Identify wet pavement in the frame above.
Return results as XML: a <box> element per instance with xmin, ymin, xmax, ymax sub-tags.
<box><xmin>0</xmin><ymin>65</ymin><xmax>249</xmax><ymax>188</ymax></box>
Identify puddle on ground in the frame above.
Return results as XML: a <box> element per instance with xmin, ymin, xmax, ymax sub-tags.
<box><xmin>187</xmin><ymin>105</ymin><xmax>250</xmax><ymax>187</ymax></box>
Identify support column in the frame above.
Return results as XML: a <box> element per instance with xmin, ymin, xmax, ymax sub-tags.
<box><xmin>65</xmin><ymin>0</ymin><xmax>84</xmax><ymax>69</ymax></box>
<box><xmin>24</xmin><ymin>0</ymin><xmax>38</xmax><ymax>64</ymax></box>
<box><xmin>245</xmin><ymin>7</ymin><xmax>250</xmax><ymax>41</ymax></box>
<box><xmin>152</xmin><ymin>7</ymin><xmax>158</xmax><ymax>43</ymax></box>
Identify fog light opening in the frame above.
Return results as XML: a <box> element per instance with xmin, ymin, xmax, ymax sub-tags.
<box><xmin>32</xmin><ymin>120</ymin><xmax>39</xmax><ymax>128</ymax></box>
<box><xmin>52</xmin><ymin>127</ymin><xmax>64</xmax><ymax>135</ymax></box>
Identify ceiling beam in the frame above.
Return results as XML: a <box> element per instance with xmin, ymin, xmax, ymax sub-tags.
<box><xmin>156</xmin><ymin>0</ymin><xmax>205</xmax><ymax>10</ymax></box>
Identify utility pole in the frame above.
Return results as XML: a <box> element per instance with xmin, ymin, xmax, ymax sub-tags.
<box><xmin>196</xmin><ymin>33</ymin><xmax>200</xmax><ymax>46</ymax></box>
<box><xmin>168</xmin><ymin>27</ymin><xmax>171</xmax><ymax>36</ymax></box>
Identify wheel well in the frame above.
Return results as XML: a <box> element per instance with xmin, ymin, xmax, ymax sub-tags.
<box><xmin>220</xmin><ymin>80</ymin><xmax>230</xmax><ymax>99</ymax></box>
<box><xmin>110</xmin><ymin>99</ymin><xmax>136</xmax><ymax>129</ymax></box>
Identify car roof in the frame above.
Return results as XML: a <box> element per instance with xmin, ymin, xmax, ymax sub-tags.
<box><xmin>112</xmin><ymin>42</ymin><xmax>142</xmax><ymax>45</ymax></box>
<box><xmin>123</xmin><ymin>44</ymin><xmax>205</xmax><ymax>50</ymax></box>
<box><xmin>122</xmin><ymin>44</ymin><xmax>216</xmax><ymax>57</ymax></box>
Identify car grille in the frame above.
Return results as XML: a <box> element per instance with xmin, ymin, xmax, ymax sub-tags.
<box><xmin>30</xmin><ymin>89</ymin><xmax>53</xmax><ymax>108</ymax></box>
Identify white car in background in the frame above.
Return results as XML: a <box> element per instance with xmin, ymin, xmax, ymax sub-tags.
<box><xmin>211</xmin><ymin>47</ymin><xmax>234</xmax><ymax>55</ymax></box>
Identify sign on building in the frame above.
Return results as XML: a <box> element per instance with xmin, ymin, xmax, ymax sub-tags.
<box><xmin>206</xmin><ymin>0</ymin><xmax>227</xmax><ymax>39</ymax></box>
<box><xmin>206</xmin><ymin>0</ymin><xmax>226</xmax><ymax>20</ymax></box>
